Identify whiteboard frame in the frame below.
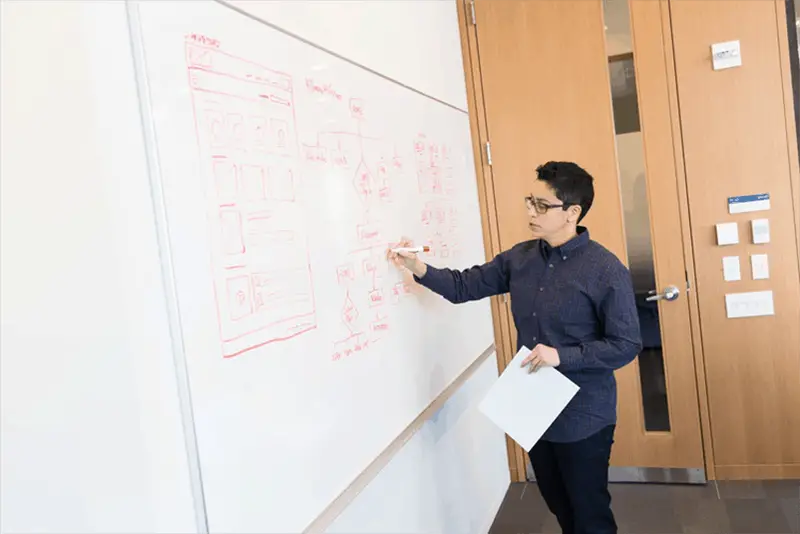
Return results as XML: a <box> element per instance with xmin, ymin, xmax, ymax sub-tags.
<box><xmin>125</xmin><ymin>3</ymin><xmax>209</xmax><ymax>532</ymax></box>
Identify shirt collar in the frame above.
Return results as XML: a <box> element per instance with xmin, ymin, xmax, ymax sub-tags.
<box><xmin>540</xmin><ymin>226</ymin><xmax>590</xmax><ymax>259</ymax></box>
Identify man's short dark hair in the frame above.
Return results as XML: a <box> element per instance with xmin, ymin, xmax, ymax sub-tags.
<box><xmin>535</xmin><ymin>161</ymin><xmax>595</xmax><ymax>223</ymax></box>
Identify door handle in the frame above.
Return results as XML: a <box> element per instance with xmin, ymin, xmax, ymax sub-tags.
<box><xmin>646</xmin><ymin>285</ymin><xmax>680</xmax><ymax>302</ymax></box>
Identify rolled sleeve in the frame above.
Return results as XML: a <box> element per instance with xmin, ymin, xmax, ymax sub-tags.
<box><xmin>412</xmin><ymin>252</ymin><xmax>510</xmax><ymax>304</ymax></box>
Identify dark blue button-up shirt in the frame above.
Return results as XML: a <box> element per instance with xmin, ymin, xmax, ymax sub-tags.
<box><xmin>415</xmin><ymin>227</ymin><xmax>642</xmax><ymax>443</ymax></box>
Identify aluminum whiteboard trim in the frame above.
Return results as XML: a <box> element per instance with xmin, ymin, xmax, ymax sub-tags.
<box><xmin>303</xmin><ymin>342</ymin><xmax>498</xmax><ymax>534</ymax></box>
<box><xmin>215</xmin><ymin>0</ymin><xmax>469</xmax><ymax>114</ymax></box>
<box><xmin>125</xmin><ymin>3</ymin><xmax>209</xmax><ymax>532</ymax></box>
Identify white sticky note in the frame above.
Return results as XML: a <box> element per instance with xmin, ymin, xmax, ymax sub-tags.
<box><xmin>712</xmin><ymin>40</ymin><xmax>742</xmax><ymax>70</ymax></box>
<box><xmin>716</xmin><ymin>222</ymin><xmax>739</xmax><ymax>246</ymax></box>
<box><xmin>478</xmin><ymin>347</ymin><xmax>579</xmax><ymax>451</ymax></box>
<box><xmin>751</xmin><ymin>218</ymin><xmax>770</xmax><ymax>244</ymax></box>
<box><xmin>725</xmin><ymin>290</ymin><xmax>775</xmax><ymax>319</ymax></box>
<box><xmin>751</xmin><ymin>254</ymin><xmax>770</xmax><ymax>280</ymax></box>
<box><xmin>722</xmin><ymin>256</ymin><xmax>741</xmax><ymax>281</ymax></box>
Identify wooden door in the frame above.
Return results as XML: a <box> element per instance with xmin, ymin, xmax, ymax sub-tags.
<box><xmin>460</xmin><ymin>0</ymin><xmax>706</xmax><ymax>476</ymax></box>
<box><xmin>667</xmin><ymin>0</ymin><xmax>800</xmax><ymax>480</ymax></box>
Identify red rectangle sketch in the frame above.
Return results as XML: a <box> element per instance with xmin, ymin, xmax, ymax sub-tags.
<box><xmin>226</xmin><ymin>275</ymin><xmax>253</xmax><ymax>320</ymax></box>
<box><xmin>391</xmin><ymin>281</ymin><xmax>413</xmax><ymax>304</ymax></box>
<box><xmin>331</xmin><ymin>148</ymin><xmax>349</xmax><ymax>168</ymax></box>
<box><xmin>349</xmin><ymin>98</ymin><xmax>365</xmax><ymax>119</ymax></box>
<box><xmin>270</xmin><ymin>119</ymin><xmax>290</xmax><ymax>154</ymax></box>
<box><xmin>336</xmin><ymin>264</ymin><xmax>356</xmax><ymax>285</ymax></box>
<box><xmin>186</xmin><ymin>45</ymin><xmax>213</xmax><ymax>69</ymax></box>
<box><xmin>246</xmin><ymin>115</ymin><xmax>267</xmax><ymax>151</ymax></box>
<box><xmin>240</xmin><ymin>165</ymin><xmax>266</xmax><ymax>201</ymax></box>
<box><xmin>266</xmin><ymin>163</ymin><xmax>296</xmax><ymax>202</ymax></box>
<box><xmin>303</xmin><ymin>144</ymin><xmax>328</xmax><ymax>164</ymax></box>
<box><xmin>186</xmin><ymin>40</ymin><xmax>316</xmax><ymax>357</ymax></box>
<box><xmin>219</xmin><ymin>210</ymin><xmax>245</xmax><ymax>255</ymax></box>
<box><xmin>414</xmin><ymin>134</ymin><xmax>454</xmax><ymax>197</ymax></box>
<box><xmin>213</xmin><ymin>160</ymin><xmax>238</xmax><ymax>203</ymax></box>
<box><xmin>421</xmin><ymin>200</ymin><xmax>461</xmax><ymax>260</ymax></box>
<box><xmin>357</xmin><ymin>222</ymin><xmax>381</xmax><ymax>244</ymax></box>
<box><xmin>362</xmin><ymin>258</ymin><xmax>378</xmax><ymax>276</ymax></box>
<box><xmin>368</xmin><ymin>289</ymin><xmax>385</xmax><ymax>307</ymax></box>
<box><xmin>204</xmin><ymin>109</ymin><xmax>226</xmax><ymax>148</ymax></box>
<box><xmin>370</xmin><ymin>313</ymin><xmax>389</xmax><ymax>332</ymax></box>
<box><xmin>227</xmin><ymin>113</ymin><xmax>245</xmax><ymax>149</ymax></box>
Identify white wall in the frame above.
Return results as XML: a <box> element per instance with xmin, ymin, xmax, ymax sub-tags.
<box><xmin>0</xmin><ymin>1</ymin><xmax>508</xmax><ymax>532</ymax></box>
<box><xmin>0</xmin><ymin>1</ymin><xmax>197</xmax><ymax>532</ymax></box>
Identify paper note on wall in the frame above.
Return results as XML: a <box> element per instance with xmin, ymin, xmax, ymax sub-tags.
<box><xmin>751</xmin><ymin>254</ymin><xmax>770</xmax><ymax>280</ymax></box>
<box><xmin>728</xmin><ymin>193</ymin><xmax>770</xmax><ymax>214</ymax></box>
<box><xmin>723</xmin><ymin>256</ymin><xmax>741</xmax><ymax>282</ymax></box>
<box><xmin>725</xmin><ymin>290</ymin><xmax>775</xmax><ymax>319</ymax></box>
<box><xmin>716</xmin><ymin>222</ymin><xmax>739</xmax><ymax>246</ymax></box>
<box><xmin>751</xmin><ymin>219</ymin><xmax>770</xmax><ymax>244</ymax></box>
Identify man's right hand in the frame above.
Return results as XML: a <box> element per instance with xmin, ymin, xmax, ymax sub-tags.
<box><xmin>386</xmin><ymin>237</ymin><xmax>428</xmax><ymax>278</ymax></box>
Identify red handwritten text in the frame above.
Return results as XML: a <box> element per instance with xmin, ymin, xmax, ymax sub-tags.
<box><xmin>305</xmin><ymin>78</ymin><xmax>343</xmax><ymax>101</ymax></box>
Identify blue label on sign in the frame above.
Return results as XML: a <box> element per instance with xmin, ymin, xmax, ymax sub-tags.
<box><xmin>728</xmin><ymin>193</ymin><xmax>769</xmax><ymax>205</ymax></box>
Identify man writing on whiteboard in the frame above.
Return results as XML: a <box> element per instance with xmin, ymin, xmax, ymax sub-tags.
<box><xmin>388</xmin><ymin>161</ymin><xmax>641</xmax><ymax>534</ymax></box>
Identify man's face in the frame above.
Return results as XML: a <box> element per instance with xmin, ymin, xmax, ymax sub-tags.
<box><xmin>525</xmin><ymin>180</ymin><xmax>573</xmax><ymax>240</ymax></box>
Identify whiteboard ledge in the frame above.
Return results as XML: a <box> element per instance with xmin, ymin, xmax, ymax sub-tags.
<box><xmin>303</xmin><ymin>342</ymin><xmax>497</xmax><ymax>534</ymax></box>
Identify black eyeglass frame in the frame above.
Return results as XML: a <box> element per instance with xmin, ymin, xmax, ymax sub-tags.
<box><xmin>524</xmin><ymin>195</ymin><xmax>573</xmax><ymax>215</ymax></box>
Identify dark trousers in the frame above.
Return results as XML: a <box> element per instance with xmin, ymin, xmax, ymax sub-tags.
<box><xmin>528</xmin><ymin>425</ymin><xmax>617</xmax><ymax>534</ymax></box>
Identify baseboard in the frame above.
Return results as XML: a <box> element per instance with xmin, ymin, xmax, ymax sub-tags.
<box><xmin>714</xmin><ymin>463</ymin><xmax>800</xmax><ymax>480</ymax></box>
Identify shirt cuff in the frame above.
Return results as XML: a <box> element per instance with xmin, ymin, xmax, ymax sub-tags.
<box><xmin>557</xmin><ymin>345</ymin><xmax>582</xmax><ymax>371</ymax></box>
<box><xmin>412</xmin><ymin>264</ymin><xmax>433</xmax><ymax>285</ymax></box>
<box><xmin>413</xmin><ymin>265</ymin><xmax>444</xmax><ymax>292</ymax></box>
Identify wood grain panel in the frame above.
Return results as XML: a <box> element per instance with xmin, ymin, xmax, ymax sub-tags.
<box><xmin>670</xmin><ymin>0</ymin><xmax>800</xmax><ymax>475</ymax></box>
<box><xmin>471</xmin><ymin>0</ymin><xmax>629</xmax><ymax>472</ymax></box>
<box><xmin>456</xmin><ymin>0</ymin><xmax>527</xmax><ymax>482</ymax></box>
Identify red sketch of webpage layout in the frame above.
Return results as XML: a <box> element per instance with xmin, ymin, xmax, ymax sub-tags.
<box><xmin>186</xmin><ymin>39</ymin><xmax>316</xmax><ymax>357</ymax></box>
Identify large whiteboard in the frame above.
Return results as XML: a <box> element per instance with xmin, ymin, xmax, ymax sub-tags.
<box><xmin>131</xmin><ymin>1</ymin><xmax>494</xmax><ymax>531</ymax></box>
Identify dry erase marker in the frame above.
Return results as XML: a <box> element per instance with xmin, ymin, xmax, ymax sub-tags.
<box><xmin>392</xmin><ymin>246</ymin><xmax>430</xmax><ymax>254</ymax></box>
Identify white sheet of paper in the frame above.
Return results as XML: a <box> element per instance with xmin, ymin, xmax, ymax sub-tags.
<box><xmin>722</xmin><ymin>256</ymin><xmax>741</xmax><ymax>281</ymax></box>
<box><xmin>716</xmin><ymin>222</ymin><xmax>739</xmax><ymax>246</ymax></box>
<box><xmin>478</xmin><ymin>346</ymin><xmax>579</xmax><ymax>451</ymax></box>
<box><xmin>725</xmin><ymin>290</ymin><xmax>775</xmax><ymax>318</ymax></box>
<box><xmin>751</xmin><ymin>218</ymin><xmax>770</xmax><ymax>244</ymax></box>
<box><xmin>751</xmin><ymin>254</ymin><xmax>770</xmax><ymax>280</ymax></box>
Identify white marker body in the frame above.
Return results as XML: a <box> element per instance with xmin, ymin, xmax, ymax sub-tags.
<box><xmin>392</xmin><ymin>246</ymin><xmax>429</xmax><ymax>254</ymax></box>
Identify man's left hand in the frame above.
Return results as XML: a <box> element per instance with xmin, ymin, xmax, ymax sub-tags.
<box><xmin>521</xmin><ymin>344</ymin><xmax>560</xmax><ymax>373</ymax></box>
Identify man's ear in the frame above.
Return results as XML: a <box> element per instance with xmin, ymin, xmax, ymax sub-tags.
<box><xmin>567</xmin><ymin>204</ymin><xmax>582</xmax><ymax>223</ymax></box>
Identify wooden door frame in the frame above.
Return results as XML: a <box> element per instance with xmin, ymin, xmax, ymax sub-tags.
<box><xmin>777</xmin><ymin>0</ymin><xmax>800</xmax><ymax>262</ymax></box>
<box><xmin>630</xmin><ymin>0</ymin><xmax>715</xmax><ymax>479</ymax></box>
<box><xmin>455</xmin><ymin>0</ymin><xmax>528</xmax><ymax>482</ymax></box>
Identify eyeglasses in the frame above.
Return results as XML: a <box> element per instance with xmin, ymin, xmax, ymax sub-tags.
<box><xmin>524</xmin><ymin>196</ymin><xmax>570</xmax><ymax>215</ymax></box>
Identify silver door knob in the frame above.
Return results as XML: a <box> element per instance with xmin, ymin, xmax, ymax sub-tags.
<box><xmin>646</xmin><ymin>285</ymin><xmax>680</xmax><ymax>302</ymax></box>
